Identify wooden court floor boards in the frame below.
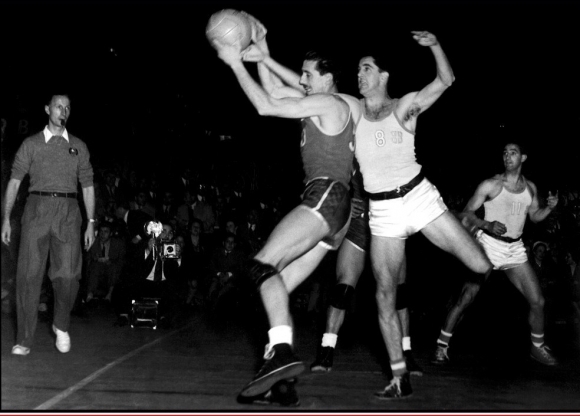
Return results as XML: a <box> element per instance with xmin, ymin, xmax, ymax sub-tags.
<box><xmin>2</xmin><ymin>300</ymin><xmax>580</xmax><ymax>411</ymax></box>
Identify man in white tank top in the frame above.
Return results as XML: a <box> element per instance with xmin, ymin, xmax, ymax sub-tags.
<box><xmin>354</xmin><ymin>32</ymin><xmax>493</xmax><ymax>399</ymax></box>
<box><xmin>434</xmin><ymin>142</ymin><xmax>559</xmax><ymax>366</ymax></box>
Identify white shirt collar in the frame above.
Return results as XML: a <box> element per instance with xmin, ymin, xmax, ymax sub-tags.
<box><xmin>43</xmin><ymin>126</ymin><xmax>70</xmax><ymax>143</ymax></box>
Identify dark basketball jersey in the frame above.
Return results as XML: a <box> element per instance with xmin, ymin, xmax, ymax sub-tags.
<box><xmin>300</xmin><ymin>96</ymin><xmax>355</xmax><ymax>188</ymax></box>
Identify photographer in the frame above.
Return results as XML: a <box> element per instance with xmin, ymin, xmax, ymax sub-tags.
<box><xmin>112</xmin><ymin>222</ymin><xmax>182</xmax><ymax>327</ymax></box>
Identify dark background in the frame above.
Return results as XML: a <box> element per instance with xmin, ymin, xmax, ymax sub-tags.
<box><xmin>2</xmin><ymin>0</ymin><xmax>579</xmax><ymax>197</ymax></box>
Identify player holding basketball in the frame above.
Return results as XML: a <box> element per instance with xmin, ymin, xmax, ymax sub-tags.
<box><xmin>432</xmin><ymin>142</ymin><xmax>558</xmax><ymax>366</ymax></box>
<box><xmin>211</xmin><ymin>15</ymin><xmax>361</xmax><ymax>403</ymax></box>
<box><xmin>354</xmin><ymin>31</ymin><xmax>493</xmax><ymax>399</ymax></box>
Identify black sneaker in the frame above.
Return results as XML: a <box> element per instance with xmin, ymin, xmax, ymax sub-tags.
<box><xmin>374</xmin><ymin>372</ymin><xmax>412</xmax><ymax>400</ymax></box>
<box><xmin>310</xmin><ymin>346</ymin><xmax>334</xmax><ymax>372</ymax></box>
<box><xmin>404</xmin><ymin>350</ymin><xmax>423</xmax><ymax>376</ymax></box>
<box><xmin>237</xmin><ymin>378</ymin><xmax>300</xmax><ymax>407</ymax></box>
<box><xmin>239</xmin><ymin>343</ymin><xmax>305</xmax><ymax>398</ymax></box>
<box><xmin>530</xmin><ymin>344</ymin><xmax>557</xmax><ymax>366</ymax></box>
<box><xmin>431</xmin><ymin>344</ymin><xmax>449</xmax><ymax>364</ymax></box>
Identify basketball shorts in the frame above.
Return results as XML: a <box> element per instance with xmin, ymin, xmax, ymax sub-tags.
<box><xmin>345</xmin><ymin>214</ymin><xmax>370</xmax><ymax>252</ymax></box>
<box><xmin>476</xmin><ymin>230</ymin><xmax>528</xmax><ymax>270</ymax></box>
<box><xmin>301</xmin><ymin>178</ymin><xmax>351</xmax><ymax>250</ymax></box>
<box><xmin>369</xmin><ymin>178</ymin><xmax>448</xmax><ymax>239</ymax></box>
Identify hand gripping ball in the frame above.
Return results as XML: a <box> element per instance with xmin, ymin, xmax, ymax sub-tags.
<box><xmin>206</xmin><ymin>9</ymin><xmax>252</xmax><ymax>50</ymax></box>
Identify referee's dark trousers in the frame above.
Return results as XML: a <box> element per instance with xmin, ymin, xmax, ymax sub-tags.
<box><xmin>16</xmin><ymin>194</ymin><xmax>83</xmax><ymax>348</ymax></box>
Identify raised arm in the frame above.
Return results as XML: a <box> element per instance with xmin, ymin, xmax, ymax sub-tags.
<box><xmin>214</xmin><ymin>40</ymin><xmax>335</xmax><ymax>119</ymax></box>
<box><xmin>398</xmin><ymin>31</ymin><xmax>455</xmax><ymax>122</ymax></box>
<box><xmin>241</xmin><ymin>14</ymin><xmax>304</xmax><ymax>99</ymax></box>
<box><xmin>527</xmin><ymin>181</ymin><xmax>558</xmax><ymax>223</ymax></box>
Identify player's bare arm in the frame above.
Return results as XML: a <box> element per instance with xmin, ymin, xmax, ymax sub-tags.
<box><xmin>214</xmin><ymin>39</ymin><xmax>345</xmax><ymax>121</ymax></box>
<box><xmin>241</xmin><ymin>16</ymin><xmax>304</xmax><ymax>99</ymax></box>
<box><xmin>527</xmin><ymin>180</ymin><xmax>558</xmax><ymax>223</ymax></box>
<box><xmin>462</xmin><ymin>178</ymin><xmax>507</xmax><ymax>236</ymax></box>
<box><xmin>397</xmin><ymin>31</ymin><xmax>455</xmax><ymax>129</ymax></box>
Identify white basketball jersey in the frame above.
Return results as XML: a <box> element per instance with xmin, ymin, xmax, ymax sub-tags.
<box><xmin>483</xmin><ymin>184</ymin><xmax>532</xmax><ymax>239</ymax></box>
<box><xmin>355</xmin><ymin>102</ymin><xmax>421</xmax><ymax>193</ymax></box>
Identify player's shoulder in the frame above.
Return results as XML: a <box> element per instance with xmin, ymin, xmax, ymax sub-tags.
<box><xmin>336</xmin><ymin>93</ymin><xmax>361</xmax><ymax>119</ymax></box>
<box><xmin>480</xmin><ymin>175</ymin><xmax>504</xmax><ymax>192</ymax></box>
<box><xmin>523</xmin><ymin>176</ymin><xmax>538</xmax><ymax>193</ymax></box>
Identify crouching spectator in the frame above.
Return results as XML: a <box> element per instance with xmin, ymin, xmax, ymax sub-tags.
<box><xmin>86</xmin><ymin>222</ymin><xmax>126</xmax><ymax>303</ymax></box>
<box><xmin>207</xmin><ymin>232</ymin><xmax>249</xmax><ymax>320</ymax></box>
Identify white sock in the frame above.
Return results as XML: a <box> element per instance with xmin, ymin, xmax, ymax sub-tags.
<box><xmin>531</xmin><ymin>332</ymin><xmax>544</xmax><ymax>348</ymax></box>
<box><xmin>268</xmin><ymin>325</ymin><xmax>293</xmax><ymax>346</ymax></box>
<box><xmin>402</xmin><ymin>336</ymin><xmax>411</xmax><ymax>351</ymax></box>
<box><xmin>321</xmin><ymin>333</ymin><xmax>338</xmax><ymax>348</ymax></box>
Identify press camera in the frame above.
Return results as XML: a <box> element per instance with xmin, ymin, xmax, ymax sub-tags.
<box><xmin>162</xmin><ymin>241</ymin><xmax>180</xmax><ymax>259</ymax></box>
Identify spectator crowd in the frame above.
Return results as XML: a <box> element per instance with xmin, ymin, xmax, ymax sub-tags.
<box><xmin>1</xmin><ymin>148</ymin><xmax>579</xmax><ymax>335</ymax></box>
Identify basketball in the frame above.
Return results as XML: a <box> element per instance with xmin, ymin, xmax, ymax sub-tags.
<box><xmin>206</xmin><ymin>9</ymin><xmax>252</xmax><ymax>50</ymax></box>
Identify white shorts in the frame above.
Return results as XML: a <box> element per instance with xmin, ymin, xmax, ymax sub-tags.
<box><xmin>369</xmin><ymin>178</ymin><xmax>448</xmax><ymax>239</ymax></box>
<box><xmin>476</xmin><ymin>230</ymin><xmax>528</xmax><ymax>270</ymax></box>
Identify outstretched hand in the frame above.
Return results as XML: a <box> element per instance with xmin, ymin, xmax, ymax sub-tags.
<box><xmin>240</xmin><ymin>12</ymin><xmax>269</xmax><ymax>62</ymax></box>
<box><xmin>411</xmin><ymin>31</ymin><xmax>439</xmax><ymax>47</ymax></box>
<box><xmin>242</xmin><ymin>44</ymin><xmax>267</xmax><ymax>62</ymax></box>
<box><xmin>240</xmin><ymin>11</ymin><xmax>268</xmax><ymax>43</ymax></box>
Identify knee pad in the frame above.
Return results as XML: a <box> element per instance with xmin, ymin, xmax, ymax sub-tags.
<box><xmin>247</xmin><ymin>259</ymin><xmax>280</xmax><ymax>289</ymax></box>
<box><xmin>396</xmin><ymin>283</ymin><xmax>409</xmax><ymax>311</ymax></box>
<box><xmin>330</xmin><ymin>283</ymin><xmax>355</xmax><ymax>310</ymax></box>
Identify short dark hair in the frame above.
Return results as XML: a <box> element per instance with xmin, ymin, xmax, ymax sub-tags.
<box><xmin>504</xmin><ymin>141</ymin><xmax>527</xmax><ymax>156</ymax></box>
<box><xmin>99</xmin><ymin>221</ymin><xmax>113</xmax><ymax>231</ymax></box>
<box><xmin>47</xmin><ymin>94</ymin><xmax>71</xmax><ymax>106</ymax></box>
<box><xmin>223</xmin><ymin>232</ymin><xmax>236</xmax><ymax>242</ymax></box>
<box><xmin>369</xmin><ymin>55</ymin><xmax>389</xmax><ymax>73</ymax></box>
<box><xmin>304</xmin><ymin>50</ymin><xmax>341</xmax><ymax>85</ymax></box>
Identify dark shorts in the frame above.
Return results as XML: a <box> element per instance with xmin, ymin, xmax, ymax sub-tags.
<box><xmin>301</xmin><ymin>178</ymin><xmax>351</xmax><ymax>250</ymax></box>
<box><xmin>345</xmin><ymin>214</ymin><xmax>371</xmax><ymax>252</ymax></box>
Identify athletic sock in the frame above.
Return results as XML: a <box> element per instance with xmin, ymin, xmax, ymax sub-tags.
<box><xmin>390</xmin><ymin>358</ymin><xmax>407</xmax><ymax>377</ymax></box>
<box><xmin>268</xmin><ymin>325</ymin><xmax>293</xmax><ymax>347</ymax></box>
<box><xmin>531</xmin><ymin>332</ymin><xmax>544</xmax><ymax>348</ymax></box>
<box><xmin>321</xmin><ymin>332</ymin><xmax>338</xmax><ymax>348</ymax></box>
<box><xmin>402</xmin><ymin>336</ymin><xmax>411</xmax><ymax>352</ymax></box>
<box><xmin>437</xmin><ymin>329</ymin><xmax>452</xmax><ymax>347</ymax></box>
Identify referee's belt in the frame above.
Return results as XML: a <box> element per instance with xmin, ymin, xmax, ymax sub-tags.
<box><xmin>368</xmin><ymin>172</ymin><xmax>425</xmax><ymax>201</ymax></box>
<box><xmin>30</xmin><ymin>191</ymin><xmax>77</xmax><ymax>199</ymax></box>
<box><xmin>482</xmin><ymin>229</ymin><xmax>521</xmax><ymax>243</ymax></box>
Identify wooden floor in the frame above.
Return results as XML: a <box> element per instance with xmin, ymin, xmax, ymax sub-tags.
<box><xmin>2</xmin><ymin>286</ymin><xmax>580</xmax><ymax>412</ymax></box>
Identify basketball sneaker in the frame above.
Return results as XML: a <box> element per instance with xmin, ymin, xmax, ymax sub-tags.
<box><xmin>237</xmin><ymin>378</ymin><xmax>300</xmax><ymax>407</ymax></box>
<box><xmin>404</xmin><ymin>350</ymin><xmax>424</xmax><ymax>376</ymax></box>
<box><xmin>239</xmin><ymin>343</ymin><xmax>305</xmax><ymax>397</ymax></box>
<box><xmin>431</xmin><ymin>344</ymin><xmax>449</xmax><ymax>364</ymax></box>
<box><xmin>374</xmin><ymin>372</ymin><xmax>412</xmax><ymax>400</ymax></box>
<box><xmin>310</xmin><ymin>346</ymin><xmax>334</xmax><ymax>372</ymax></box>
<box><xmin>530</xmin><ymin>344</ymin><xmax>557</xmax><ymax>366</ymax></box>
